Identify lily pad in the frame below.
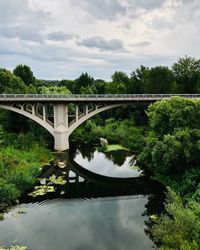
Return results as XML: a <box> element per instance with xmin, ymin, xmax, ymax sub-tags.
<box><xmin>28</xmin><ymin>185</ymin><xmax>55</xmax><ymax>197</ymax></box>
<box><xmin>48</xmin><ymin>175</ymin><xmax>67</xmax><ymax>185</ymax></box>
<box><xmin>0</xmin><ymin>246</ymin><xmax>27</xmax><ymax>250</ymax></box>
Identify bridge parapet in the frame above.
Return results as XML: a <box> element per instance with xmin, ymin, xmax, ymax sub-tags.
<box><xmin>0</xmin><ymin>94</ymin><xmax>200</xmax><ymax>103</ymax></box>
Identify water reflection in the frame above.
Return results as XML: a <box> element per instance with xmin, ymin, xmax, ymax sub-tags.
<box><xmin>73</xmin><ymin>145</ymin><xmax>141</xmax><ymax>178</ymax></box>
<box><xmin>0</xmin><ymin>196</ymin><xmax>154</xmax><ymax>250</ymax></box>
<box><xmin>0</xmin><ymin>145</ymin><xmax>165</xmax><ymax>250</ymax></box>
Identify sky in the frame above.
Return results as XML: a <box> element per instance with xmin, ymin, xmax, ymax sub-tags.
<box><xmin>0</xmin><ymin>0</ymin><xmax>200</xmax><ymax>80</ymax></box>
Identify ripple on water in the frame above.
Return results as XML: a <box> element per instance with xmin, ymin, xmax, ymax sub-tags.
<box><xmin>0</xmin><ymin>195</ymin><xmax>153</xmax><ymax>250</ymax></box>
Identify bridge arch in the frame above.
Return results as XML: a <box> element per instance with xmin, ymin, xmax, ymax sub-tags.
<box><xmin>0</xmin><ymin>104</ymin><xmax>54</xmax><ymax>135</ymax></box>
<box><xmin>0</xmin><ymin>102</ymin><xmax>125</xmax><ymax>151</ymax></box>
<box><xmin>68</xmin><ymin>103</ymin><xmax>123</xmax><ymax>134</ymax></box>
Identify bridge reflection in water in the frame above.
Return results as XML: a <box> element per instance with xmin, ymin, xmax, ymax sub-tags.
<box><xmin>20</xmin><ymin>149</ymin><xmax>164</xmax><ymax>204</ymax></box>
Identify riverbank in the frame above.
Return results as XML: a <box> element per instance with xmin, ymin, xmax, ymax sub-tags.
<box><xmin>138</xmin><ymin>97</ymin><xmax>200</xmax><ymax>249</ymax></box>
<box><xmin>0</xmin><ymin>130</ymin><xmax>53</xmax><ymax>212</ymax></box>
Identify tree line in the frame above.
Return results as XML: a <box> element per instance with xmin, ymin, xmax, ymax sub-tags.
<box><xmin>1</xmin><ymin>56</ymin><xmax>200</xmax><ymax>95</ymax></box>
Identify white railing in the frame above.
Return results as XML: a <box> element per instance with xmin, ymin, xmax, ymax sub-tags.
<box><xmin>0</xmin><ymin>94</ymin><xmax>200</xmax><ymax>99</ymax></box>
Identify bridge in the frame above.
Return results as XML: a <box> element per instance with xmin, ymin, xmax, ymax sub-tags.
<box><xmin>0</xmin><ymin>94</ymin><xmax>199</xmax><ymax>151</ymax></box>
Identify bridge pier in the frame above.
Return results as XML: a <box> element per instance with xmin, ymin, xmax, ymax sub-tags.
<box><xmin>53</xmin><ymin>103</ymin><xmax>69</xmax><ymax>151</ymax></box>
<box><xmin>54</xmin><ymin>129</ymin><xmax>69</xmax><ymax>151</ymax></box>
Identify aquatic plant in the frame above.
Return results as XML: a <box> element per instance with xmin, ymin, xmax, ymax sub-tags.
<box><xmin>0</xmin><ymin>246</ymin><xmax>27</xmax><ymax>250</ymax></box>
<box><xmin>28</xmin><ymin>185</ymin><xmax>55</xmax><ymax>197</ymax></box>
<box><xmin>102</xmin><ymin>144</ymin><xmax>130</xmax><ymax>152</ymax></box>
<box><xmin>48</xmin><ymin>175</ymin><xmax>67</xmax><ymax>185</ymax></box>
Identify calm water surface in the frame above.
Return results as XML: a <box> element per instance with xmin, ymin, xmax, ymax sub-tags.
<box><xmin>74</xmin><ymin>148</ymin><xmax>140</xmax><ymax>177</ymax></box>
<box><xmin>0</xmin><ymin>145</ymin><xmax>164</xmax><ymax>250</ymax></box>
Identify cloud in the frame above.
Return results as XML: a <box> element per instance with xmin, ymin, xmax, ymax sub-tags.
<box><xmin>46</xmin><ymin>32</ymin><xmax>78</xmax><ymax>42</ymax></box>
<box><xmin>134</xmin><ymin>0</ymin><xmax>165</xmax><ymax>10</ymax></box>
<box><xmin>150</xmin><ymin>16</ymin><xmax>174</xmax><ymax>30</ymax></box>
<box><xmin>0</xmin><ymin>25</ymin><xmax>44</xmax><ymax>43</ymax></box>
<box><xmin>71</xmin><ymin>0</ymin><xmax>127</xmax><ymax>21</ymax></box>
<box><xmin>131</xmin><ymin>41</ymin><xmax>151</xmax><ymax>47</ymax></box>
<box><xmin>77</xmin><ymin>36</ymin><xmax>125</xmax><ymax>51</ymax></box>
<box><xmin>0</xmin><ymin>0</ymin><xmax>50</xmax><ymax>25</ymax></box>
<box><xmin>0</xmin><ymin>0</ymin><xmax>51</xmax><ymax>44</ymax></box>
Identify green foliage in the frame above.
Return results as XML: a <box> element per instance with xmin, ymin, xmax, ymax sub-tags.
<box><xmin>74</xmin><ymin>73</ymin><xmax>95</xmax><ymax>93</ymax></box>
<box><xmin>0</xmin><ymin>129</ymin><xmax>53</xmax><ymax>209</ymax></box>
<box><xmin>103</xmin><ymin>144</ymin><xmax>130</xmax><ymax>152</ymax></box>
<box><xmin>0</xmin><ymin>178</ymin><xmax>20</xmax><ymax>203</ymax></box>
<box><xmin>13</xmin><ymin>64</ymin><xmax>35</xmax><ymax>86</ymax></box>
<box><xmin>130</xmin><ymin>65</ymin><xmax>149</xmax><ymax>93</ymax></box>
<box><xmin>145</xmin><ymin>66</ymin><xmax>175</xmax><ymax>94</ymax></box>
<box><xmin>109</xmin><ymin>71</ymin><xmax>130</xmax><ymax>93</ymax></box>
<box><xmin>139</xmin><ymin>98</ymin><xmax>200</xmax><ymax>192</ymax></box>
<box><xmin>147</xmin><ymin>97</ymin><xmax>200</xmax><ymax>137</ymax></box>
<box><xmin>172</xmin><ymin>56</ymin><xmax>200</xmax><ymax>93</ymax></box>
<box><xmin>0</xmin><ymin>69</ymin><xmax>28</xmax><ymax>94</ymax></box>
<box><xmin>72</xmin><ymin>117</ymin><xmax>146</xmax><ymax>151</ymax></box>
<box><xmin>152</xmin><ymin>189</ymin><xmax>200</xmax><ymax>250</ymax></box>
<box><xmin>139</xmin><ymin>128</ymin><xmax>200</xmax><ymax>176</ymax></box>
<box><xmin>139</xmin><ymin>97</ymin><xmax>200</xmax><ymax>249</ymax></box>
<box><xmin>40</xmin><ymin>85</ymin><xmax>71</xmax><ymax>94</ymax></box>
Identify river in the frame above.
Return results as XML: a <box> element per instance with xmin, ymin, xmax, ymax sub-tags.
<box><xmin>0</xmin><ymin>144</ymin><xmax>164</xmax><ymax>250</ymax></box>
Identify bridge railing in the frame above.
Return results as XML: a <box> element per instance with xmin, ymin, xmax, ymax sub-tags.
<box><xmin>1</xmin><ymin>94</ymin><xmax>200</xmax><ymax>99</ymax></box>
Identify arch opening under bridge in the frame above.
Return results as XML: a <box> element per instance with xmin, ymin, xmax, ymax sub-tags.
<box><xmin>0</xmin><ymin>101</ymin><xmax>124</xmax><ymax>150</ymax></box>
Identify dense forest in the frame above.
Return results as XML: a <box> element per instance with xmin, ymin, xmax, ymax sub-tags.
<box><xmin>1</xmin><ymin>55</ymin><xmax>200</xmax><ymax>249</ymax></box>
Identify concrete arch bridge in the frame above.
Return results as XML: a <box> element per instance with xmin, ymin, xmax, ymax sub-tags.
<box><xmin>0</xmin><ymin>94</ymin><xmax>199</xmax><ymax>151</ymax></box>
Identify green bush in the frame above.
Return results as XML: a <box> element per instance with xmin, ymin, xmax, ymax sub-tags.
<box><xmin>0</xmin><ymin>130</ymin><xmax>53</xmax><ymax>209</ymax></box>
<box><xmin>152</xmin><ymin>189</ymin><xmax>200</xmax><ymax>250</ymax></box>
<box><xmin>72</xmin><ymin>117</ymin><xmax>146</xmax><ymax>151</ymax></box>
<box><xmin>0</xmin><ymin>178</ymin><xmax>20</xmax><ymax>203</ymax></box>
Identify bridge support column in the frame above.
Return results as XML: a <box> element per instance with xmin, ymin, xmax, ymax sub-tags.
<box><xmin>53</xmin><ymin>103</ymin><xmax>69</xmax><ymax>151</ymax></box>
<box><xmin>54</xmin><ymin>129</ymin><xmax>69</xmax><ymax>151</ymax></box>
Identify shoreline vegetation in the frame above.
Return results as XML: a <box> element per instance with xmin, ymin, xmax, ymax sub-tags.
<box><xmin>138</xmin><ymin>97</ymin><xmax>200</xmax><ymax>249</ymax></box>
<box><xmin>0</xmin><ymin>129</ymin><xmax>53</xmax><ymax>212</ymax></box>
<box><xmin>101</xmin><ymin>144</ymin><xmax>130</xmax><ymax>152</ymax></box>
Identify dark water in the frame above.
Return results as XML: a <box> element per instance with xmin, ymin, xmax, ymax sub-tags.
<box><xmin>0</xmin><ymin>144</ymin><xmax>164</xmax><ymax>250</ymax></box>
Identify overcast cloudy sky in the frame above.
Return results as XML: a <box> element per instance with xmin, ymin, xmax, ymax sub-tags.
<box><xmin>0</xmin><ymin>0</ymin><xmax>200</xmax><ymax>80</ymax></box>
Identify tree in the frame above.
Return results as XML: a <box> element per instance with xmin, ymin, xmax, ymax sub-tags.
<box><xmin>110</xmin><ymin>71</ymin><xmax>131</xmax><ymax>93</ymax></box>
<box><xmin>172</xmin><ymin>56</ymin><xmax>200</xmax><ymax>93</ymax></box>
<box><xmin>145</xmin><ymin>66</ymin><xmax>175</xmax><ymax>93</ymax></box>
<box><xmin>105</xmin><ymin>81</ymin><xmax>127</xmax><ymax>94</ymax></box>
<box><xmin>130</xmin><ymin>66</ymin><xmax>149</xmax><ymax>93</ymax></box>
<box><xmin>13</xmin><ymin>64</ymin><xmax>35</xmax><ymax>86</ymax></box>
<box><xmin>74</xmin><ymin>73</ymin><xmax>94</xmax><ymax>93</ymax></box>
<box><xmin>138</xmin><ymin>97</ymin><xmax>200</xmax><ymax>180</ymax></box>
<box><xmin>58</xmin><ymin>79</ymin><xmax>74</xmax><ymax>92</ymax></box>
<box><xmin>152</xmin><ymin>189</ymin><xmax>200</xmax><ymax>250</ymax></box>
<box><xmin>40</xmin><ymin>86</ymin><xmax>71</xmax><ymax>94</ymax></box>
<box><xmin>147</xmin><ymin>97</ymin><xmax>200</xmax><ymax>137</ymax></box>
<box><xmin>0</xmin><ymin>68</ymin><xmax>28</xmax><ymax>94</ymax></box>
<box><xmin>94</xmin><ymin>79</ymin><xmax>106</xmax><ymax>94</ymax></box>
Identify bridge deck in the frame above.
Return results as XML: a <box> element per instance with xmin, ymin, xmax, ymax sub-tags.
<box><xmin>0</xmin><ymin>94</ymin><xmax>200</xmax><ymax>103</ymax></box>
